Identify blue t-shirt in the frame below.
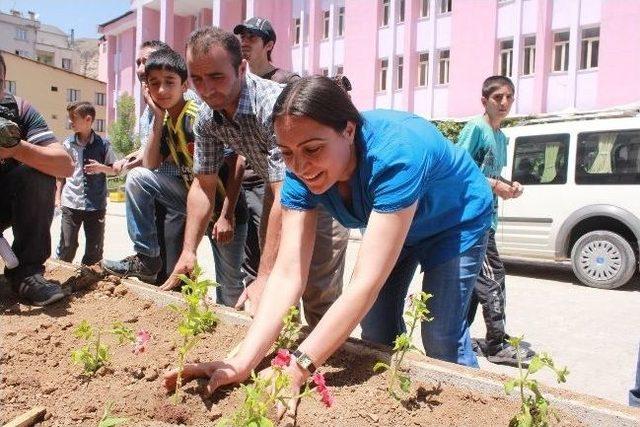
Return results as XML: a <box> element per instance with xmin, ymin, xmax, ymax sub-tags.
<box><xmin>457</xmin><ymin>115</ymin><xmax>508</xmax><ymax>230</ymax></box>
<box><xmin>281</xmin><ymin>110</ymin><xmax>493</xmax><ymax>268</ymax></box>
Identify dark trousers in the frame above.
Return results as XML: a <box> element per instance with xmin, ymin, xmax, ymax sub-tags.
<box><xmin>155</xmin><ymin>202</ymin><xmax>185</xmax><ymax>284</ymax></box>
<box><xmin>57</xmin><ymin>206</ymin><xmax>106</xmax><ymax>266</ymax></box>
<box><xmin>241</xmin><ymin>182</ymin><xmax>265</xmax><ymax>285</ymax></box>
<box><xmin>467</xmin><ymin>228</ymin><xmax>507</xmax><ymax>349</ymax></box>
<box><xmin>0</xmin><ymin>163</ymin><xmax>55</xmax><ymax>282</ymax></box>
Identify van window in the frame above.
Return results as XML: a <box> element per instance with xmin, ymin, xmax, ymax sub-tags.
<box><xmin>576</xmin><ymin>129</ymin><xmax>640</xmax><ymax>184</ymax></box>
<box><xmin>512</xmin><ymin>134</ymin><xmax>569</xmax><ymax>185</ymax></box>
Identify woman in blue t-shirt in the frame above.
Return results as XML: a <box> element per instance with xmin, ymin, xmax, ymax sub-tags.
<box><xmin>163</xmin><ymin>76</ymin><xmax>493</xmax><ymax>399</ymax></box>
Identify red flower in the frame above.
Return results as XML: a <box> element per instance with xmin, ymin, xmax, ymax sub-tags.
<box><xmin>271</xmin><ymin>349</ymin><xmax>291</xmax><ymax>368</ymax></box>
<box><xmin>312</xmin><ymin>372</ymin><xmax>333</xmax><ymax>408</ymax></box>
<box><xmin>132</xmin><ymin>330</ymin><xmax>151</xmax><ymax>355</ymax></box>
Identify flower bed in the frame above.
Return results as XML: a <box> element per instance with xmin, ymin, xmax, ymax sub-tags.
<box><xmin>0</xmin><ymin>263</ymin><xmax>607</xmax><ymax>426</ymax></box>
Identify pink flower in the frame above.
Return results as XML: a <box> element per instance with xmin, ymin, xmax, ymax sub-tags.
<box><xmin>312</xmin><ymin>372</ymin><xmax>334</xmax><ymax>408</ymax></box>
<box><xmin>132</xmin><ymin>330</ymin><xmax>151</xmax><ymax>355</ymax></box>
<box><xmin>271</xmin><ymin>349</ymin><xmax>291</xmax><ymax>368</ymax></box>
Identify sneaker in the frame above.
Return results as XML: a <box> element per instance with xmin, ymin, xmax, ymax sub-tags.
<box><xmin>13</xmin><ymin>274</ymin><xmax>65</xmax><ymax>306</ymax></box>
<box><xmin>102</xmin><ymin>254</ymin><xmax>160</xmax><ymax>283</ymax></box>
<box><xmin>485</xmin><ymin>342</ymin><xmax>536</xmax><ymax>366</ymax></box>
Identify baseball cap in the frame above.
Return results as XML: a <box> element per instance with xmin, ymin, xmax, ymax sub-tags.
<box><xmin>233</xmin><ymin>17</ymin><xmax>276</xmax><ymax>43</ymax></box>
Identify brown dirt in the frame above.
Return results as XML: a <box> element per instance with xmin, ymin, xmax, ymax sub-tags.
<box><xmin>0</xmin><ymin>264</ymin><xmax>585</xmax><ymax>426</ymax></box>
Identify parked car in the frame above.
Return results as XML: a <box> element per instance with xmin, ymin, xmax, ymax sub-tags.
<box><xmin>498</xmin><ymin>114</ymin><xmax>640</xmax><ymax>289</ymax></box>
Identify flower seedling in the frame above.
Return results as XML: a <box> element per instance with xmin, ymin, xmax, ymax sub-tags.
<box><xmin>71</xmin><ymin>320</ymin><xmax>110</xmax><ymax>374</ymax></box>
<box><xmin>71</xmin><ymin>320</ymin><xmax>149</xmax><ymax>375</ymax></box>
<box><xmin>373</xmin><ymin>292</ymin><xmax>433</xmax><ymax>399</ymax></box>
<box><xmin>504</xmin><ymin>336</ymin><xmax>569</xmax><ymax>427</ymax></box>
<box><xmin>97</xmin><ymin>401</ymin><xmax>128</xmax><ymax>427</ymax></box>
<box><xmin>219</xmin><ymin>349</ymin><xmax>333</xmax><ymax>427</ymax></box>
<box><xmin>168</xmin><ymin>263</ymin><xmax>218</xmax><ymax>403</ymax></box>
<box><xmin>273</xmin><ymin>306</ymin><xmax>302</xmax><ymax>352</ymax></box>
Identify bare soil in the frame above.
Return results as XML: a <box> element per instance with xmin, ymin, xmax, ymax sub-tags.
<box><xmin>0</xmin><ymin>264</ymin><xmax>584</xmax><ymax>426</ymax></box>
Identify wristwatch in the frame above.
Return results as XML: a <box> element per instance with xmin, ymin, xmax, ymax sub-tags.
<box><xmin>292</xmin><ymin>349</ymin><xmax>317</xmax><ymax>374</ymax></box>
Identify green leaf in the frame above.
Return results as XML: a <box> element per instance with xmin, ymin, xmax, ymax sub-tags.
<box><xmin>373</xmin><ymin>362</ymin><xmax>390</xmax><ymax>373</ymax></box>
<box><xmin>527</xmin><ymin>356</ymin><xmax>544</xmax><ymax>374</ymax></box>
<box><xmin>398</xmin><ymin>375</ymin><xmax>411</xmax><ymax>393</ymax></box>
<box><xmin>504</xmin><ymin>379</ymin><xmax>518</xmax><ymax>395</ymax></box>
<box><xmin>98</xmin><ymin>417</ymin><xmax>128</xmax><ymax>427</ymax></box>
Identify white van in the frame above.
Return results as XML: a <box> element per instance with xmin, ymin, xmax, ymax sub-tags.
<box><xmin>498</xmin><ymin>114</ymin><xmax>640</xmax><ymax>289</ymax></box>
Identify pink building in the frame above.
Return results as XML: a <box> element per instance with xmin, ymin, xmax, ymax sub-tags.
<box><xmin>98</xmin><ymin>0</ymin><xmax>640</xmax><ymax>126</ymax></box>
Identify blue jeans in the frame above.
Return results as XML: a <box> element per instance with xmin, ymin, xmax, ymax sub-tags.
<box><xmin>631</xmin><ymin>343</ymin><xmax>640</xmax><ymax>407</ymax></box>
<box><xmin>125</xmin><ymin>168</ymin><xmax>246</xmax><ymax>306</ymax></box>
<box><xmin>361</xmin><ymin>231</ymin><xmax>489</xmax><ymax>368</ymax></box>
<box><xmin>208</xmin><ymin>222</ymin><xmax>248</xmax><ymax>307</ymax></box>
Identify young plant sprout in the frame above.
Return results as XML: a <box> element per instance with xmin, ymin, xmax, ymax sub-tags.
<box><xmin>168</xmin><ymin>263</ymin><xmax>218</xmax><ymax>403</ymax></box>
<box><xmin>504</xmin><ymin>336</ymin><xmax>569</xmax><ymax>427</ymax></box>
<box><xmin>273</xmin><ymin>306</ymin><xmax>302</xmax><ymax>351</ymax></box>
<box><xmin>373</xmin><ymin>292</ymin><xmax>433</xmax><ymax>399</ymax></box>
<box><xmin>219</xmin><ymin>349</ymin><xmax>333</xmax><ymax>426</ymax></box>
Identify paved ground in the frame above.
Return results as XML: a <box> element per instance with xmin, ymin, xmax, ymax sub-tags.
<box><xmin>5</xmin><ymin>200</ymin><xmax>639</xmax><ymax>406</ymax></box>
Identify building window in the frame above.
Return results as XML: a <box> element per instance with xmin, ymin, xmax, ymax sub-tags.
<box><xmin>522</xmin><ymin>35</ymin><xmax>536</xmax><ymax>75</ymax></box>
<box><xmin>418</xmin><ymin>52</ymin><xmax>429</xmax><ymax>86</ymax></box>
<box><xmin>420</xmin><ymin>0</ymin><xmax>430</xmax><ymax>18</ymax></box>
<box><xmin>95</xmin><ymin>119</ymin><xmax>105</xmax><ymax>133</ymax></box>
<box><xmin>6</xmin><ymin>80</ymin><xmax>17</xmax><ymax>95</ymax></box>
<box><xmin>15</xmin><ymin>27</ymin><xmax>27</xmax><ymax>41</ymax></box>
<box><xmin>397</xmin><ymin>0</ymin><xmax>405</xmax><ymax>23</ymax></box>
<box><xmin>51</xmin><ymin>86</ymin><xmax>58</xmax><ymax>92</ymax></box>
<box><xmin>320</xmin><ymin>68</ymin><xmax>329</xmax><ymax>77</ymax></box>
<box><xmin>499</xmin><ymin>39</ymin><xmax>513</xmax><ymax>77</ymax></box>
<box><xmin>322</xmin><ymin>10</ymin><xmax>330</xmax><ymax>39</ymax></box>
<box><xmin>552</xmin><ymin>31</ymin><xmax>570</xmax><ymax>72</ymax></box>
<box><xmin>336</xmin><ymin>65</ymin><xmax>344</xmax><ymax>75</ymax></box>
<box><xmin>15</xmin><ymin>50</ymin><xmax>29</xmax><ymax>58</ymax></box>
<box><xmin>293</xmin><ymin>18</ymin><xmax>301</xmax><ymax>45</ymax></box>
<box><xmin>337</xmin><ymin>7</ymin><xmax>345</xmax><ymax>36</ymax></box>
<box><xmin>62</xmin><ymin>58</ymin><xmax>72</xmax><ymax>70</ymax></box>
<box><xmin>580</xmin><ymin>27</ymin><xmax>599</xmax><ymax>70</ymax></box>
<box><xmin>437</xmin><ymin>50</ymin><xmax>450</xmax><ymax>84</ymax></box>
<box><xmin>67</xmin><ymin>89</ymin><xmax>80</xmax><ymax>102</ymax></box>
<box><xmin>379</xmin><ymin>58</ymin><xmax>389</xmax><ymax>91</ymax></box>
<box><xmin>439</xmin><ymin>0</ymin><xmax>452</xmax><ymax>14</ymax></box>
<box><xmin>396</xmin><ymin>56</ymin><xmax>404</xmax><ymax>90</ymax></box>
<box><xmin>381</xmin><ymin>0</ymin><xmax>390</xmax><ymax>26</ymax></box>
<box><xmin>96</xmin><ymin>92</ymin><xmax>106</xmax><ymax>106</ymax></box>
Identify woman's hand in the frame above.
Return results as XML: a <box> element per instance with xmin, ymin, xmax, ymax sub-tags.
<box><xmin>162</xmin><ymin>357</ymin><xmax>251</xmax><ymax>396</ymax></box>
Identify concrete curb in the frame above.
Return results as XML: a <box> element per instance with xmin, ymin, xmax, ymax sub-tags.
<box><xmin>50</xmin><ymin>261</ymin><xmax>640</xmax><ymax>426</ymax></box>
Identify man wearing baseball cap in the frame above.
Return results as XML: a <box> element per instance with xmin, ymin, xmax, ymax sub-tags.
<box><xmin>234</xmin><ymin>17</ymin><xmax>299</xmax><ymax>84</ymax></box>
<box><xmin>233</xmin><ymin>16</ymin><xmax>304</xmax><ymax>295</ymax></box>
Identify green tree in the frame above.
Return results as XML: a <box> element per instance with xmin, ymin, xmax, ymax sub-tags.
<box><xmin>108</xmin><ymin>93</ymin><xmax>140</xmax><ymax>156</ymax></box>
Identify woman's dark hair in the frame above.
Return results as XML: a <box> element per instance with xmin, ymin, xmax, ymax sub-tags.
<box><xmin>145</xmin><ymin>48</ymin><xmax>188</xmax><ymax>83</ymax></box>
<box><xmin>272</xmin><ymin>75</ymin><xmax>363</xmax><ymax>133</ymax></box>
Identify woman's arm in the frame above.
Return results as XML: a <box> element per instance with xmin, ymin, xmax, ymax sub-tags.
<box><xmin>296</xmin><ymin>203</ymin><xmax>417</xmax><ymax>368</ymax></box>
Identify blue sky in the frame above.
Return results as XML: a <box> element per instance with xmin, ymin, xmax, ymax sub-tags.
<box><xmin>0</xmin><ymin>0</ymin><xmax>131</xmax><ymax>38</ymax></box>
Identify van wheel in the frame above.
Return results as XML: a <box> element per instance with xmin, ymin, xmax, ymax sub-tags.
<box><xmin>570</xmin><ymin>231</ymin><xmax>637</xmax><ymax>289</ymax></box>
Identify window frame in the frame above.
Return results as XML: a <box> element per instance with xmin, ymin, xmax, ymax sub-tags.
<box><xmin>95</xmin><ymin>119</ymin><xmax>106</xmax><ymax>133</ymax></box>
<box><xmin>96</xmin><ymin>92</ymin><xmax>106</xmax><ymax>106</ymax></box>
<box><xmin>322</xmin><ymin>10</ymin><xmax>331</xmax><ymax>39</ymax></box>
<box><xmin>67</xmin><ymin>88</ymin><xmax>80</xmax><ymax>103</ymax></box>
<box><xmin>439</xmin><ymin>0</ymin><xmax>452</xmax><ymax>14</ymax></box>
<box><xmin>499</xmin><ymin>39</ymin><xmax>514</xmax><ymax>77</ymax></box>
<box><xmin>511</xmin><ymin>133</ymin><xmax>570</xmax><ymax>186</ymax></box>
<box><xmin>522</xmin><ymin>35</ymin><xmax>536</xmax><ymax>76</ymax></box>
<box><xmin>575</xmin><ymin>129</ymin><xmax>640</xmax><ymax>185</ymax></box>
<box><xmin>379</xmin><ymin>58</ymin><xmax>389</xmax><ymax>92</ymax></box>
<box><xmin>418</xmin><ymin>52</ymin><xmax>429</xmax><ymax>87</ymax></box>
<box><xmin>15</xmin><ymin>27</ymin><xmax>28</xmax><ymax>41</ymax></box>
<box><xmin>396</xmin><ymin>55</ymin><xmax>404</xmax><ymax>90</ymax></box>
<box><xmin>381</xmin><ymin>0</ymin><xmax>391</xmax><ymax>27</ymax></box>
<box><xmin>420</xmin><ymin>0</ymin><xmax>430</xmax><ymax>18</ymax></box>
<box><xmin>580</xmin><ymin>27</ymin><xmax>600</xmax><ymax>70</ymax></box>
<box><xmin>62</xmin><ymin>58</ymin><xmax>72</xmax><ymax>70</ymax></box>
<box><xmin>6</xmin><ymin>80</ymin><xmax>17</xmax><ymax>95</ymax></box>
<box><xmin>397</xmin><ymin>0</ymin><xmax>406</xmax><ymax>23</ymax></box>
<box><xmin>293</xmin><ymin>18</ymin><xmax>301</xmax><ymax>45</ymax></box>
<box><xmin>337</xmin><ymin>6</ymin><xmax>345</xmax><ymax>37</ymax></box>
<box><xmin>552</xmin><ymin>31</ymin><xmax>570</xmax><ymax>72</ymax></box>
<box><xmin>437</xmin><ymin>49</ymin><xmax>450</xmax><ymax>85</ymax></box>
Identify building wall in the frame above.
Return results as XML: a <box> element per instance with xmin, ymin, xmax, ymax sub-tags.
<box><xmin>2</xmin><ymin>51</ymin><xmax>107</xmax><ymax>141</ymax></box>
<box><xmin>0</xmin><ymin>10</ymin><xmax>81</xmax><ymax>74</ymax></box>
<box><xmin>98</xmin><ymin>0</ymin><xmax>640</xmax><ymax>125</ymax></box>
